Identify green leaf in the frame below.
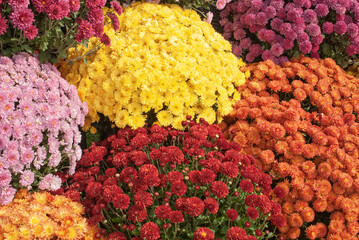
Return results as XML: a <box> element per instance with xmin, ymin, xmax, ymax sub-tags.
<box><xmin>40</xmin><ymin>41</ymin><xmax>49</xmax><ymax>51</ymax></box>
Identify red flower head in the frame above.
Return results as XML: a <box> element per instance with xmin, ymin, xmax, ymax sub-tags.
<box><xmin>226</xmin><ymin>209</ymin><xmax>238</xmax><ymax>221</ymax></box>
<box><xmin>239</xmin><ymin>179</ymin><xmax>254</xmax><ymax>193</ymax></box>
<box><xmin>169</xmin><ymin>210</ymin><xmax>184</xmax><ymax>223</ymax></box>
<box><xmin>140</xmin><ymin>222</ymin><xmax>160</xmax><ymax>240</ymax></box>
<box><xmin>139</xmin><ymin>164</ymin><xmax>158</xmax><ymax>178</ymax></box>
<box><xmin>175</xmin><ymin>197</ymin><xmax>187</xmax><ymax>211</ymax></box>
<box><xmin>108</xmin><ymin>232</ymin><xmax>127</xmax><ymax>240</ymax></box>
<box><xmin>194</xmin><ymin>227</ymin><xmax>215</xmax><ymax>240</ymax></box>
<box><xmin>134</xmin><ymin>191</ymin><xmax>153</xmax><ymax>207</ymax></box>
<box><xmin>167</xmin><ymin>171</ymin><xmax>183</xmax><ymax>183</ymax></box>
<box><xmin>85</xmin><ymin>182</ymin><xmax>102</xmax><ymax>199</ymax></box>
<box><xmin>199</xmin><ymin>168</ymin><xmax>216</xmax><ymax>185</ymax></box>
<box><xmin>204</xmin><ymin>197</ymin><xmax>219</xmax><ymax>214</ymax></box>
<box><xmin>171</xmin><ymin>181</ymin><xmax>187</xmax><ymax>196</ymax></box>
<box><xmin>112</xmin><ymin>152</ymin><xmax>129</xmax><ymax>168</ymax></box>
<box><xmin>130</xmin><ymin>133</ymin><xmax>151</xmax><ymax>149</ymax></box>
<box><xmin>165</xmin><ymin>146</ymin><xmax>185</xmax><ymax>164</ymax></box>
<box><xmin>226</xmin><ymin>226</ymin><xmax>247</xmax><ymax>240</ymax></box>
<box><xmin>149</xmin><ymin>124</ymin><xmax>168</xmax><ymax>143</ymax></box>
<box><xmin>130</xmin><ymin>151</ymin><xmax>149</xmax><ymax>166</ymax></box>
<box><xmin>210</xmin><ymin>181</ymin><xmax>229</xmax><ymax>199</ymax></box>
<box><xmin>102</xmin><ymin>185</ymin><xmax>123</xmax><ymax>203</ymax></box>
<box><xmin>188</xmin><ymin>170</ymin><xmax>201</xmax><ymax>184</ymax></box>
<box><xmin>184</xmin><ymin>197</ymin><xmax>205</xmax><ymax>217</ymax></box>
<box><xmin>257</xmin><ymin>195</ymin><xmax>272</xmax><ymax>213</ymax></box>
<box><xmin>190</xmin><ymin>124</ymin><xmax>209</xmax><ymax>140</ymax></box>
<box><xmin>128</xmin><ymin>205</ymin><xmax>147</xmax><ymax>223</ymax></box>
<box><xmin>246</xmin><ymin>207</ymin><xmax>259</xmax><ymax>220</ymax></box>
<box><xmin>220</xmin><ymin>162</ymin><xmax>239</xmax><ymax>178</ymax></box>
<box><xmin>113</xmin><ymin>194</ymin><xmax>130</xmax><ymax>210</ymax></box>
<box><xmin>271</xmin><ymin>214</ymin><xmax>287</xmax><ymax>228</ymax></box>
<box><xmin>155</xmin><ymin>205</ymin><xmax>171</xmax><ymax>220</ymax></box>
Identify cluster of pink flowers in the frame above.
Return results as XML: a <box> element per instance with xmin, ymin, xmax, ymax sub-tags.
<box><xmin>0</xmin><ymin>52</ymin><xmax>88</xmax><ymax>205</ymax></box>
<box><xmin>220</xmin><ymin>0</ymin><xmax>359</xmax><ymax>64</ymax></box>
<box><xmin>55</xmin><ymin>119</ymin><xmax>286</xmax><ymax>239</ymax></box>
<box><xmin>0</xmin><ymin>0</ymin><xmax>122</xmax><ymax>44</ymax></box>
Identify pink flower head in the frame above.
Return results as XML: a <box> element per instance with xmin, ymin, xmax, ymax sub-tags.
<box><xmin>299</xmin><ymin>40</ymin><xmax>312</xmax><ymax>54</ymax></box>
<box><xmin>0</xmin><ymin>169</ymin><xmax>11</xmax><ymax>187</ymax></box>
<box><xmin>306</xmin><ymin>23</ymin><xmax>321</xmax><ymax>36</ymax></box>
<box><xmin>315</xmin><ymin>4</ymin><xmax>329</xmax><ymax>17</ymax></box>
<box><xmin>9</xmin><ymin>8</ymin><xmax>34</xmax><ymax>30</ymax></box>
<box><xmin>322</xmin><ymin>22</ymin><xmax>334</xmax><ymax>34</ymax></box>
<box><xmin>303</xmin><ymin>9</ymin><xmax>317</xmax><ymax>23</ymax></box>
<box><xmin>38</xmin><ymin>174</ymin><xmax>62</xmax><ymax>191</ymax></box>
<box><xmin>270</xmin><ymin>43</ymin><xmax>284</xmax><ymax>57</ymax></box>
<box><xmin>32</xmin><ymin>0</ymin><xmax>52</xmax><ymax>13</ymax></box>
<box><xmin>75</xmin><ymin>20</ymin><xmax>95</xmax><ymax>42</ymax></box>
<box><xmin>108</xmin><ymin>12</ymin><xmax>120</xmax><ymax>31</ymax></box>
<box><xmin>21</xmin><ymin>148</ymin><xmax>34</xmax><ymax>165</ymax></box>
<box><xmin>0</xmin><ymin>16</ymin><xmax>8</xmax><ymax>35</ymax></box>
<box><xmin>69</xmin><ymin>0</ymin><xmax>81</xmax><ymax>12</ymax></box>
<box><xmin>110</xmin><ymin>1</ymin><xmax>123</xmax><ymax>15</ymax></box>
<box><xmin>0</xmin><ymin>187</ymin><xmax>16</xmax><ymax>205</ymax></box>
<box><xmin>334</xmin><ymin>21</ymin><xmax>347</xmax><ymax>35</ymax></box>
<box><xmin>100</xmin><ymin>33</ymin><xmax>111</xmax><ymax>46</ymax></box>
<box><xmin>23</xmin><ymin>25</ymin><xmax>38</xmax><ymax>40</ymax></box>
<box><xmin>47</xmin><ymin>3</ymin><xmax>67</xmax><ymax>20</ymax></box>
<box><xmin>216</xmin><ymin>0</ymin><xmax>227</xmax><ymax>10</ymax></box>
<box><xmin>8</xmin><ymin>0</ymin><xmax>30</xmax><ymax>9</ymax></box>
<box><xmin>347</xmin><ymin>23</ymin><xmax>358</xmax><ymax>37</ymax></box>
<box><xmin>86</xmin><ymin>0</ymin><xmax>107</xmax><ymax>9</ymax></box>
<box><xmin>19</xmin><ymin>170</ymin><xmax>34</xmax><ymax>186</ymax></box>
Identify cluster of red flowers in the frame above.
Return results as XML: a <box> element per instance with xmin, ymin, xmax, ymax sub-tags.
<box><xmin>54</xmin><ymin>119</ymin><xmax>285</xmax><ymax>239</ymax></box>
<box><xmin>221</xmin><ymin>56</ymin><xmax>359</xmax><ymax>239</ymax></box>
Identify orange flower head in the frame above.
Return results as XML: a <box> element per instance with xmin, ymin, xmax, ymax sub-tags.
<box><xmin>305</xmin><ymin>225</ymin><xmax>318</xmax><ymax>240</ymax></box>
<box><xmin>340</xmin><ymin>198</ymin><xmax>355</xmax><ymax>213</ymax></box>
<box><xmin>317</xmin><ymin>162</ymin><xmax>332</xmax><ymax>178</ymax></box>
<box><xmin>338</xmin><ymin>173</ymin><xmax>353</xmax><ymax>189</ymax></box>
<box><xmin>301</xmin><ymin>161</ymin><xmax>316</xmax><ymax>174</ymax></box>
<box><xmin>330</xmin><ymin>211</ymin><xmax>345</xmax><ymax>223</ymax></box>
<box><xmin>302</xmin><ymin>144</ymin><xmax>317</xmax><ymax>159</ymax></box>
<box><xmin>345</xmin><ymin>211</ymin><xmax>358</xmax><ymax>222</ymax></box>
<box><xmin>270</xmin><ymin>123</ymin><xmax>286</xmax><ymax>139</ymax></box>
<box><xmin>315</xmin><ymin>222</ymin><xmax>327</xmax><ymax>238</ymax></box>
<box><xmin>275</xmin><ymin>141</ymin><xmax>288</xmax><ymax>155</ymax></box>
<box><xmin>282</xmin><ymin>201</ymin><xmax>295</xmax><ymax>215</ymax></box>
<box><xmin>332</xmin><ymin>182</ymin><xmax>346</xmax><ymax>195</ymax></box>
<box><xmin>328</xmin><ymin>220</ymin><xmax>345</xmax><ymax>235</ymax></box>
<box><xmin>259</xmin><ymin>149</ymin><xmax>275</xmax><ymax>165</ymax></box>
<box><xmin>288</xmin><ymin>213</ymin><xmax>304</xmax><ymax>228</ymax></box>
<box><xmin>277</xmin><ymin>162</ymin><xmax>291</xmax><ymax>178</ymax></box>
<box><xmin>313</xmin><ymin>198</ymin><xmax>328</xmax><ymax>212</ymax></box>
<box><xmin>299</xmin><ymin>184</ymin><xmax>314</xmax><ymax>202</ymax></box>
<box><xmin>300</xmin><ymin>206</ymin><xmax>315</xmax><ymax>222</ymax></box>
<box><xmin>347</xmin><ymin>221</ymin><xmax>359</xmax><ymax>235</ymax></box>
<box><xmin>314</xmin><ymin>179</ymin><xmax>332</xmax><ymax>196</ymax></box>
<box><xmin>294</xmin><ymin>200</ymin><xmax>309</xmax><ymax>212</ymax></box>
<box><xmin>287</xmin><ymin>227</ymin><xmax>301</xmax><ymax>240</ymax></box>
<box><xmin>284</xmin><ymin>121</ymin><xmax>299</xmax><ymax>135</ymax></box>
<box><xmin>326</xmin><ymin>233</ymin><xmax>342</xmax><ymax>240</ymax></box>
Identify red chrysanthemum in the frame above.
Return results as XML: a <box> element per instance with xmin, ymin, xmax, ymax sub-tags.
<box><xmin>189</xmin><ymin>124</ymin><xmax>209</xmax><ymax>140</ymax></box>
<box><xmin>226</xmin><ymin>227</ymin><xmax>247</xmax><ymax>240</ymax></box>
<box><xmin>246</xmin><ymin>207</ymin><xmax>259</xmax><ymax>220</ymax></box>
<box><xmin>167</xmin><ymin>171</ymin><xmax>183</xmax><ymax>183</ymax></box>
<box><xmin>271</xmin><ymin>214</ymin><xmax>287</xmax><ymax>228</ymax></box>
<box><xmin>155</xmin><ymin>205</ymin><xmax>171</xmax><ymax>220</ymax></box>
<box><xmin>226</xmin><ymin>209</ymin><xmax>238</xmax><ymax>221</ymax></box>
<box><xmin>140</xmin><ymin>222</ymin><xmax>160</xmax><ymax>240</ymax></box>
<box><xmin>139</xmin><ymin>164</ymin><xmax>158</xmax><ymax>178</ymax></box>
<box><xmin>220</xmin><ymin>162</ymin><xmax>239</xmax><ymax>178</ymax></box>
<box><xmin>204</xmin><ymin>197</ymin><xmax>219</xmax><ymax>214</ymax></box>
<box><xmin>130</xmin><ymin>133</ymin><xmax>151</xmax><ymax>149</ymax></box>
<box><xmin>130</xmin><ymin>151</ymin><xmax>149</xmax><ymax>166</ymax></box>
<box><xmin>198</xmin><ymin>168</ymin><xmax>216</xmax><ymax>185</ymax></box>
<box><xmin>193</xmin><ymin>227</ymin><xmax>215</xmax><ymax>240</ymax></box>
<box><xmin>166</xmin><ymin>146</ymin><xmax>185</xmax><ymax>164</ymax></box>
<box><xmin>85</xmin><ymin>182</ymin><xmax>102</xmax><ymax>199</ymax></box>
<box><xmin>175</xmin><ymin>197</ymin><xmax>187</xmax><ymax>211</ymax></box>
<box><xmin>113</xmin><ymin>194</ymin><xmax>130</xmax><ymax>210</ymax></box>
<box><xmin>184</xmin><ymin>197</ymin><xmax>205</xmax><ymax>217</ymax></box>
<box><xmin>244</xmin><ymin>194</ymin><xmax>260</xmax><ymax>207</ymax></box>
<box><xmin>128</xmin><ymin>204</ymin><xmax>147</xmax><ymax>223</ymax></box>
<box><xmin>188</xmin><ymin>170</ymin><xmax>201</xmax><ymax>184</ymax></box>
<box><xmin>169</xmin><ymin>210</ymin><xmax>184</xmax><ymax>223</ymax></box>
<box><xmin>134</xmin><ymin>191</ymin><xmax>153</xmax><ymax>207</ymax></box>
<box><xmin>239</xmin><ymin>179</ymin><xmax>254</xmax><ymax>193</ymax></box>
<box><xmin>75</xmin><ymin>20</ymin><xmax>95</xmax><ymax>42</ymax></box>
<box><xmin>171</xmin><ymin>181</ymin><xmax>187</xmax><ymax>196</ymax></box>
<box><xmin>210</xmin><ymin>181</ymin><xmax>229</xmax><ymax>199</ymax></box>
<box><xmin>102</xmin><ymin>185</ymin><xmax>123</xmax><ymax>203</ymax></box>
<box><xmin>273</xmin><ymin>186</ymin><xmax>286</xmax><ymax>198</ymax></box>
<box><xmin>108</xmin><ymin>232</ymin><xmax>127</xmax><ymax>240</ymax></box>
<box><xmin>47</xmin><ymin>3</ymin><xmax>67</xmax><ymax>20</ymax></box>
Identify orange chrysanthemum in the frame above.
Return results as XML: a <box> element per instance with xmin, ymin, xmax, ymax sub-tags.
<box><xmin>300</xmin><ymin>206</ymin><xmax>315</xmax><ymax>222</ymax></box>
<box><xmin>288</xmin><ymin>213</ymin><xmax>304</xmax><ymax>228</ymax></box>
<box><xmin>286</xmin><ymin>227</ymin><xmax>300</xmax><ymax>240</ymax></box>
<box><xmin>305</xmin><ymin>225</ymin><xmax>318</xmax><ymax>240</ymax></box>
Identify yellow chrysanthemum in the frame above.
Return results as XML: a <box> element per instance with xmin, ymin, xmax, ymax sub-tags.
<box><xmin>60</xmin><ymin>2</ymin><xmax>247</xmax><ymax>130</ymax></box>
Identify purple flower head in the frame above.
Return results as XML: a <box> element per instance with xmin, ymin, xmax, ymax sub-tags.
<box><xmin>347</xmin><ymin>23</ymin><xmax>358</xmax><ymax>37</ymax></box>
<box><xmin>344</xmin><ymin>15</ymin><xmax>353</xmax><ymax>24</ymax></box>
<box><xmin>283</xmin><ymin>38</ymin><xmax>294</xmax><ymax>50</ymax></box>
<box><xmin>311</xmin><ymin>51</ymin><xmax>320</xmax><ymax>58</ymax></box>
<box><xmin>311</xmin><ymin>34</ymin><xmax>323</xmax><ymax>45</ymax></box>
<box><xmin>270</xmin><ymin>18</ymin><xmax>283</xmax><ymax>31</ymax></box>
<box><xmin>246</xmin><ymin>53</ymin><xmax>256</xmax><ymax>62</ymax></box>
<box><xmin>249</xmin><ymin>44</ymin><xmax>263</xmax><ymax>57</ymax></box>
<box><xmin>293</xmin><ymin>0</ymin><xmax>306</xmax><ymax>7</ymax></box>
<box><xmin>315</xmin><ymin>4</ymin><xmax>329</xmax><ymax>17</ymax></box>
<box><xmin>19</xmin><ymin>170</ymin><xmax>34</xmax><ymax>187</ymax></box>
<box><xmin>265</xmin><ymin>6</ymin><xmax>276</xmax><ymax>19</ymax></box>
<box><xmin>47</xmin><ymin>2</ymin><xmax>68</xmax><ymax>20</ymax></box>
<box><xmin>110</xmin><ymin>1</ymin><xmax>123</xmax><ymax>16</ymax></box>
<box><xmin>9</xmin><ymin>8</ymin><xmax>34</xmax><ymax>30</ymax></box>
<box><xmin>326</xmin><ymin>0</ymin><xmax>338</xmax><ymax>8</ymax></box>
<box><xmin>264</xmin><ymin>29</ymin><xmax>277</xmax><ymax>42</ymax></box>
<box><xmin>262</xmin><ymin>49</ymin><xmax>276</xmax><ymax>61</ymax></box>
<box><xmin>270</xmin><ymin>43</ymin><xmax>284</xmax><ymax>57</ymax></box>
<box><xmin>278</xmin><ymin>56</ymin><xmax>289</xmax><ymax>65</ymax></box>
<box><xmin>287</xmin><ymin>9</ymin><xmax>302</xmax><ymax>22</ymax></box>
<box><xmin>303</xmin><ymin>9</ymin><xmax>318</xmax><ymax>23</ymax></box>
<box><xmin>306</xmin><ymin>23</ymin><xmax>321</xmax><ymax>36</ymax></box>
<box><xmin>347</xmin><ymin>45</ymin><xmax>357</xmax><ymax>56</ymax></box>
<box><xmin>236</xmin><ymin>2</ymin><xmax>248</xmax><ymax>13</ymax></box>
<box><xmin>233</xmin><ymin>29</ymin><xmax>246</xmax><ymax>40</ymax></box>
<box><xmin>299</xmin><ymin>40</ymin><xmax>312</xmax><ymax>54</ymax></box>
<box><xmin>334</xmin><ymin>21</ymin><xmax>347</xmax><ymax>35</ymax></box>
<box><xmin>256</xmin><ymin>12</ymin><xmax>269</xmax><ymax>26</ymax></box>
<box><xmin>312</xmin><ymin>44</ymin><xmax>320</xmax><ymax>52</ymax></box>
<box><xmin>322</xmin><ymin>22</ymin><xmax>334</xmax><ymax>34</ymax></box>
<box><xmin>244</xmin><ymin>13</ymin><xmax>256</xmax><ymax>26</ymax></box>
<box><xmin>0</xmin><ymin>169</ymin><xmax>11</xmax><ymax>187</ymax></box>
<box><xmin>100</xmin><ymin>33</ymin><xmax>111</xmax><ymax>46</ymax></box>
<box><xmin>240</xmin><ymin>38</ymin><xmax>252</xmax><ymax>49</ymax></box>
<box><xmin>284</xmin><ymin>3</ymin><xmax>296</xmax><ymax>12</ymax></box>
<box><xmin>286</xmin><ymin>29</ymin><xmax>297</xmax><ymax>41</ymax></box>
<box><xmin>279</xmin><ymin>22</ymin><xmax>292</xmax><ymax>36</ymax></box>
<box><xmin>270</xmin><ymin>0</ymin><xmax>284</xmax><ymax>10</ymax></box>
<box><xmin>338</xmin><ymin>0</ymin><xmax>350</xmax><ymax>8</ymax></box>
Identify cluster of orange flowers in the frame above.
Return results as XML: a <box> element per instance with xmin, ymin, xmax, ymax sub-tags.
<box><xmin>0</xmin><ymin>189</ymin><xmax>102</xmax><ymax>240</ymax></box>
<box><xmin>220</xmin><ymin>56</ymin><xmax>359</xmax><ymax>239</ymax></box>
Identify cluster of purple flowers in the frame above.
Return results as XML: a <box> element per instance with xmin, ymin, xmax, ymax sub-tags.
<box><xmin>0</xmin><ymin>0</ymin><xmax>122</xmax><ymax>45</ymax></box>
<box><xmin>220</xmin><ymin>0</ymin><xmax>359</xmax><ymax>64</ymax></box>
<box><xmin>0</xmin><ymin>53</ymin><xmax>88</xmax><ymax>205</ymax></box>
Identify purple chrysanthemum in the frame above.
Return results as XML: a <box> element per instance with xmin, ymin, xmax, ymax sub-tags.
<box><xmin>299</xmin><ymin>40</ymin><xmax>312</xmax><ymax>54</ymax></box>
<box><xmin>270</xmin><ymin>0</ymin><xmax>284</xmax><ymax>10</ymax></box>
<box><xmin>315</xmin><ymin>4</ymin><xmax>329</xmax><ymax>17</ymax></box>
<box><xmin>256</xmin><ymin>12</ymin><xmax>268</xmax><ymax>26</ymax></box>
<box><xmin>270</xmin><ymin>18</ymin><xmax>283</xmax><ymax>31</ymax></box>
<box><xmin>286</xmin><ymin>9</ymin><xmax>302</xmax><ymax>22</ymax></box>
<box><xmin>279</xmin><ymin>22</ymin><xmax>291</xmax><ymax>35</ymax></box>
<box><xmin>293</xmin><ymin>0</ymin><xmax>306</xmax><ymax>7</ymax></box>
<box><xmin>334</xmin><ymin>21</ymin><xmax>347</xmax><ymax>35</ymax></box>
<box><xmin>306</xmin><ymin>23</ymin><xmax>321</xmax><ymax>36</ymax></box>
<box><xmin>239</xmin><ymin>38</ymin><xmax>252</xmax><ymax>49</ymax></box>
<box><xmin>264</xmin><ymin>6</ymin><xmax>276</xmax><ymax>19</ymax></box>
<box><xmin>322</xmin><ymin>22</ymin><xmax>334</xmax><ymax>34</ymax></box>
<box><xmin>283</xmin><ymin>38</ymin><xmax>294</xmax><ymax>50</ymax></box>
<box><xmin>303</xmin><ymin>9</ymin><xmax>317</xmax><ymax>23</ymax></box>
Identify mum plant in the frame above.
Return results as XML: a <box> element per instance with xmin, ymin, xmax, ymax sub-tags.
<box><xmin>60</xmin><ymin>2</ymin><xmax>248</xmax><ymax>131</ymax></box>
<box><xmin>0</xmin><ymin>189</ymin><xmax>102</xmax><ymax>239</ymax></box>
<box><xmin>56</xmin><ymin>119</ymin><xmax>286</xmax><ymax>240</ymax></box>
<box><xmin>220</xmin><ymin>0</ymin><xmax>359</xmax><ymax>68</ymax></box>
<box><xmin>220</xmin><ymin>56</ymin><xmax>359</xmax><ymax>239</ymax></box>
<box><xmin>0</xmin><ymin>0</ymin><xmax>122</xmax><ymax>63</ymax></box>
<box><xmin>0</xmin><ymin>53</ymin><xmax>88</xmax><ymax>205</ymax></box>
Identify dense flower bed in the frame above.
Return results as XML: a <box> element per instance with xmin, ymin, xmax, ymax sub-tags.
<box><xmin>55</xmin><ymin>119</ymin><xmax>286</xmax><ymax>239</ymax></box>
<box><xmin>221</xmin><ymin>56</ymin><xmax>359</xmax><ymax>239</ymax></box>
<box><xmin>220</xmin><ymin>0</ymin><xmax>359</xmax><ymax>68</ymax></box>
<box><xmin>60</xmin><ymin>2</ymin><xmax>248</xmax><ymax>131</ymax></box>
<box><xmin>0</xmin><ymin>53</ymin><xmax>88</xmax><ymax>205</ymax></box>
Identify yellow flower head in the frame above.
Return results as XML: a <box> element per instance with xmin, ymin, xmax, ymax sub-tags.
<box><xmin>61</xmin><ymin>3</ymin><xmax>247</xmax><ymax>130</ymax></box>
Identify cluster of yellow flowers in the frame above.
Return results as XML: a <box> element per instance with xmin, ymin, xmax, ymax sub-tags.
<box><xmin>346</xmin><ymin>63</ymin><xmax>359</xmax><ymax>78</ymax></box>
<box><xmin>60</xmin><ymin>2</ymin><xmax>248</xmax><ymax>130</ymax></box>
<box><xmin>0</xmin><ymin>190</ymin><xmax>101</xmax><ymax>240</ymax></box>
